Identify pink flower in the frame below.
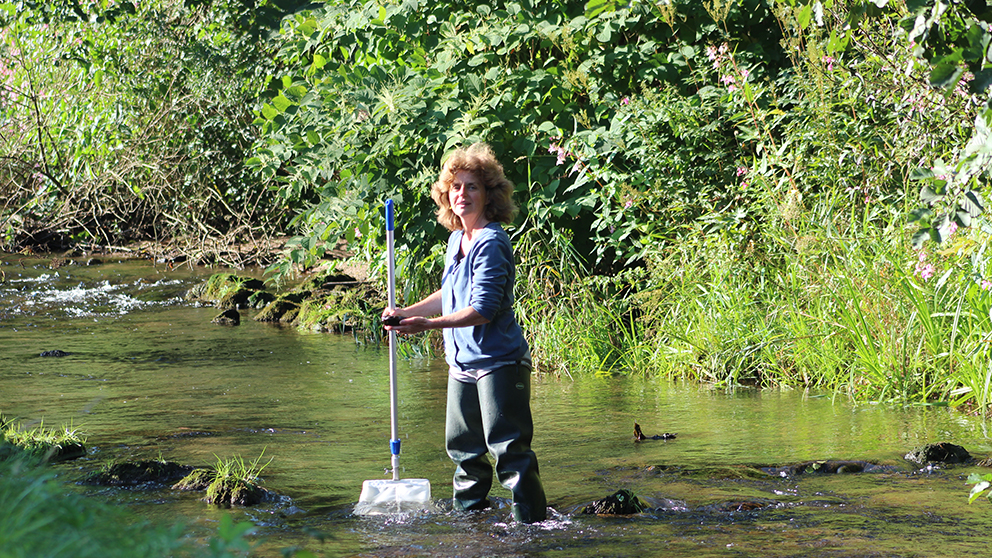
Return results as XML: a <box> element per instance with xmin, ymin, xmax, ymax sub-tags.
<box><xmin>620</xmin><ymin>97</ymin><xmax>630</xmax><ymax>106</ymax></box>
<box><xmin>736</xmin><ymin>166</ymin><xmax>748</xmax><ymax>177</ymax></box>
<box><xmin>354</xmin><ymin>227</ymin><xmax>362</xmax><ymax>238</ymax></box>
<box><xmin>706</xmin><ymin>45</ymin><xmax>718</xmax><ymax>62</ymax></box>
<box><xmin>982</xmin><ymin>279</ymin><xmax>992</xmax><ymax>291</ymax></box>
<box><xmin>823</xmin><ymin>56</ymin><xmax>835</xmax><ymax>71</ymax></box>
<box><xmin>624</xmin><ymin>200</ymin><xmax>632</xmax><ymax>209</ymax></box>
<box><xmin>947</xmin><ymin>222</ymin><xmax>958</xmax><ymax>237</ymax></box>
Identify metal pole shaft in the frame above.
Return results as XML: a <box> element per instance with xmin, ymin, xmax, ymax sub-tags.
<box><xmin>387</xmin><ymin>226</ymin><xmax>400</xmax><ymax>481</ymax></box>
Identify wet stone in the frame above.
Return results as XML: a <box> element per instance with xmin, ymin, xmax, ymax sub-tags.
<box><xmin>904</xmin><ymin>442</ymin><xmax>971</xmax><ymax>465</ymax></box>
<box><xmin>211</xmin><ymin>308</ymin><xmax>240</xmax><ymax>326</ymax></box>
<box><xmin>39</xmin><ymin>350</ymin><xmax>70</xmax><ymax>357</ymax></box>
<box><xmin>582</xmin><ymin>489</ymin><xmax>645</xmax><ymax>515</ymax></box>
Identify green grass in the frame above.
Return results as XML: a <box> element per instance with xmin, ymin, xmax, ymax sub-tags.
<box><xmin>1</xmin><ymin>416</ymin><xmax>86</xmax><ymax>460</ymax></box>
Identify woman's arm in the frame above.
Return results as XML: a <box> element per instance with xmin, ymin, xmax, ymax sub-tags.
<box><xmin>391</xmin><ymin>288</ymin><xmax>443</xmax><ymax>318</ymax></box>
<box><xmin>382</xmin><ymin>289</ymin><xmax>491</xmax><ymax>335</ymax></box>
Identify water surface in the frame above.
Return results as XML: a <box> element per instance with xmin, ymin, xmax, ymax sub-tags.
<box><xmin>3</xmin><ymin>253</ymin><xmax>992</xmax><ymax>557</ymax></box>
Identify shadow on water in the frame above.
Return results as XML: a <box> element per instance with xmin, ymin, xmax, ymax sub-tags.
<box><xmin>5</xmin><ymin>253</ymin><xmax>992</xmax><ymax>556</ymax></box>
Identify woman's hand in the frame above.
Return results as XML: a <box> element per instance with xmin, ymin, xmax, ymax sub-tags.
<box><xmin>386</xmin><ymin>316</ymin><xmax>434</xmax><ymax>335</ymax></box>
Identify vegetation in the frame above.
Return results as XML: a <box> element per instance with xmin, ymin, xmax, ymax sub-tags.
<box><xmin>205</xmin><ymin>450</ymin><xmax>273</xmax><ymax>507</ymax></box>
<box><xmin>1</xmin><ymin>415</ymin><xmax>86</xmax><ymax>461</ymax></box>
<box><xmin>0</xmin><ymin>0</ymin><xmax>306</xmax><ymax>264</ymax></box>
<box><xmin>0</xmin><ymin>428</ymin><xmax>258</xmax><ymax>557</ymax></box>
<box><xmin>5</xmin><ymin>0</ymin><xmax>992</xmax><ymax>413</ymax></box>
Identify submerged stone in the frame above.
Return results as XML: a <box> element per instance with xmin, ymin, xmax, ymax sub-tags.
<box><xmin>84</xmin><ymin>460</ymin><xmax>195</xmax><ymax>486</ymax></box>
<box><xmin>763</xmin><ymin>460</ymin><xmax>878</xmax><ymax>477</ymax></box>
<box><xmin>905</xmin><ymin>442</ymin><xmax>971</xmax><ymax>465</ymax></box>
<box><xmin>696</xmin><ymin>498</ymin><xmax>780</xmax><ymax>513</ymax></box>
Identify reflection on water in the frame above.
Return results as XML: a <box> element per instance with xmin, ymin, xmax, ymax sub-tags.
<box><xmin>4</xmin><ymin>253</ymin><xmax>992</xmax><ymax>557</ymax></box>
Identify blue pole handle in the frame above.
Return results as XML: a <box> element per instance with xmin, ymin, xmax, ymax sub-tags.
<box><xmin>390</xmin><ymin>439</ymin><xmax>401</xmax><ymax>456</ymax></box>
<box><xmin>385</xmin><ymin>199</ymin><xmax>394</xmax><ymax>231</ymax></box>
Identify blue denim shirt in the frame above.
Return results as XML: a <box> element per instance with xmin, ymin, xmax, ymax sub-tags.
<box><xmin>441</xmin><ymin>222</ymin><xmax>530</xmax><ymax>373</ymax></box>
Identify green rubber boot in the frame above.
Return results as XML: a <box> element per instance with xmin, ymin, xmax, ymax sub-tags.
<box><xmin>445</xmin><ymin>364</ymin><xmax>547</xmax><ymax>523</ymax></box>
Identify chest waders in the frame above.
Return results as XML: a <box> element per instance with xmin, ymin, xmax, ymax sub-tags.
<box><xmin>444</xmin><ymin>362</ymin><xmax>547</xmax><ymax>523</ymax></box>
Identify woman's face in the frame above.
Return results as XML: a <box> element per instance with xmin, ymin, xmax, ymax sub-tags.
<box><xmin>448</xmin><ymin>169</ymin><xmax>487</xmax><ymax>226</ymax></box>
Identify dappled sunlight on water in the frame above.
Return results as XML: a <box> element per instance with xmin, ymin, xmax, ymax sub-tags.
<box><xmin>5</xmin><ymin>253</ymin><xmax>992</xmax><ymax>556</ymax></box>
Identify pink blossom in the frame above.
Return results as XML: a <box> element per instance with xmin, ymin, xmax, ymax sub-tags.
<box><xmin>623</xmin><ymin>200</ymin><xmax>632</xmax><ymax>209</ymax></box>
<box><xmin>947</xmin><ymin>222</ymin><xmax>958</xmax><ymax>237</ymax></box>
<box><xmin>982</xmin><ymin>279</ymin><xmax>992</xmax><ymax>291</ymax></box>
<box><xmin>823</xmin><ymin>56</ymin><xmax>835</xmax><ymax>71</ymax></box>
<box><xmin>706</xmin><ymin>45</ymin><xmax>718</xmax><ymax>62</ymax></box>
<box><xmin>914</xmin><ymin>250</ymin><xmax>936</xmax><ymax>281</ymax></box>
<box><xmin>354</xmin><ymin>227</ymin><xmax>362</xmax><ymax>238</ymax></box>
<box><xmin>736</xmin><ymin>166</ymin><xmax>748</xmax><ymax>177</ymax></box>
<box><xmin>620</xmin><ymin>97</ymin><xmax>630</xmax><ymax>106</ymax></box>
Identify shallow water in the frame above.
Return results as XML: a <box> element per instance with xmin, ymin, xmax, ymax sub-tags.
<box><xmin>4</xmin><ymin>253</ymin><xmax>992</xmax><ymax>557</ymax></box>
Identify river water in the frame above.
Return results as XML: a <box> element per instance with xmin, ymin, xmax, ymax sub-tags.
<box><xmin>3</xmin><ymin>253</ymin><xmax>992</xmax><ymax>557</ymax></box>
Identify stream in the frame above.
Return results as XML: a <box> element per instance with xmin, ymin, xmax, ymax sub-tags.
<box><xmin>3</xmin><ymin>252</ymin><xmax>992</xmax><ymax>557</ymax></box>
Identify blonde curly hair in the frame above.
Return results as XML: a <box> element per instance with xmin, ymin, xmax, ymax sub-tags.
<box><xmin>431</xmin><ymin>143</ymin><xmax>518</xmax><ymax>231</ymax></box>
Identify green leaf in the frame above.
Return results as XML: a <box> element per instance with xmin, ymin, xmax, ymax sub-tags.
<box><xmin>911</xmin><ymin>228</ymin><xmax>930</xmax><ymax>248</ymax></box>
<box><xmin>908</xmin><ymin>208</ymin><xmax>933</xmax><ymax>224</ymax></box>
<box><xmin>272</xmin><ymin>94</ymin><xmax>294</xmax><ymax>113</ymax></box>
<box><xmin>797</xmin><ymin>4</ymin><xmax>813</xmax><ymax>29</ymax></box>
<box><xmin>962</xmin><ymin>190</ymin><xmax>985</xmax><ymax>217</ymax></box>
<box><xmin>920</xmin><ymin>185</ymin><xmax>944</xmax><ymax>203</ymax></box>
<box><xmin>585</xmin><ymin>0</ymin><xmax>615</xmax><ymax>19</ymax></box>
<box><xmin>969</xmin><ymin>480</ymin><xmax>991</xmax><ymax>504</ymax></box>
<box><xmin>930</xmin><ymin>51</ymin><xmax>965</xmax><ymax>90</ymax></box>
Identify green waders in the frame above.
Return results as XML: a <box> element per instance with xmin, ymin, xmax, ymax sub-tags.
<box><xmin>445</xmin><ymin>362</ymin><xmax>547</xmax><ymax>523</ymax></box>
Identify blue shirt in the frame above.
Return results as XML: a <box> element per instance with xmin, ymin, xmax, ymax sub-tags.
<box><xmin>441</xmin><ymin>222</ymin><xmax>530</xmax><ymax>377</ymax></box>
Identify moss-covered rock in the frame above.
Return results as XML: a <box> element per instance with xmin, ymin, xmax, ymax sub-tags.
<box><xmin>295</xmin><ymin>283</ymin><xmax>381</xmax><ymax>332</ymax></box>
<box><xmin>254</xmin><ymin>298</ymin><xmax>301</xmax><ymax>323</ymax></box>
<box><xmin>187</xmin><ymin>273</ymin><xmax>266</xmax><ymax>310</ymax></box>
<box><xmin>205</xmin><ymin>476</ymin><xmax>267</xmax><ymax>507</ymax></box>
<box><xmin>172</xmin><ymin>468</ymin><xmax>216</xmax><ymax>491</ymax></box>
<box><xmin>247</xmin><ymin>290</ymin><xmax>276</xmax><ymax>309</ymax></box>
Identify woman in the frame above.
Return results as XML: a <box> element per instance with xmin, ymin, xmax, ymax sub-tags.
<box><xmin>382</xmin><ymin>142</ymin><xmax>547</xmax><ymax>523</ymax></box>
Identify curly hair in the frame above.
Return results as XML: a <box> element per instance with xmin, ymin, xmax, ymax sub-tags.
<box><xmin>431</xmin><ymin>142</ymin><xmax>518</xmax><ymax>231</ymax></box>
